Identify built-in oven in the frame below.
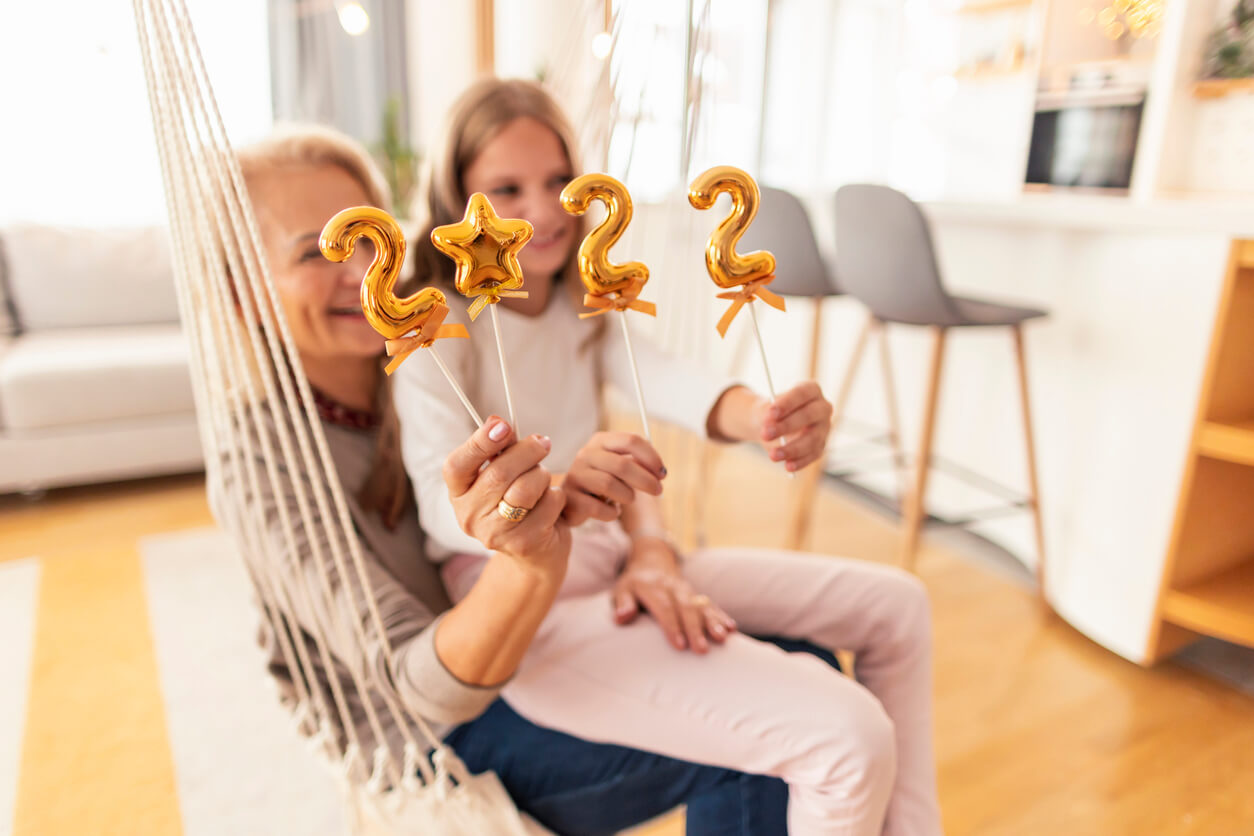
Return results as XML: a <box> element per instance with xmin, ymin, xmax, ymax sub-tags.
<box><xmin>1025</xmin><ymin>86</ymin><xmax>1146</xmax><ymax>191</ymax></box>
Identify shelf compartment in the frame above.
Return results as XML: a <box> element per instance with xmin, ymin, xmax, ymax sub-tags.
<box><xmin>1161</xmin><ymin>561</ymin><xmax>1254</xmax><ymax>649</ymax></box>
<box><xmin>1194</xmin><ymin>78</ymin><xmax>1254</xmax><ymax>99</ymax></box>
<box><xmin>1240</xmin><ymin>241</ymin><xmax>1254</xmax><ymax>270</ymax></box>
<box><xmin>1196</xmin><ymin>420</ymin><xmax>1254</xmax><ymax>466</ymax></box>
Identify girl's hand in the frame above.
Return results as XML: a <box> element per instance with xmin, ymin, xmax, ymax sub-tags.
<box><xmin>611</xmin><ymin>538</ymin><xmax>736</xmax><ymax>653</ymax></box>
<box><xmin>758</xmin><ymin>381</ymin><xmax>833</xmax><ymax>472</ymax></box>
<box><xmin>562</xmin><ymin>431</ymin><xmax>666</xmax><ymax>526</ymax></box>
<box><xmin>443</xmin><ymin>416</ymin><xmax>570</xmax><ymax>575</ymax></box>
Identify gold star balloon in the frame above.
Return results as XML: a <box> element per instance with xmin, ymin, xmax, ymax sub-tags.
<box><xmin>431</xmin><ymin>192</ymin><xmax>532</xmax><ymax>321</ymax></box>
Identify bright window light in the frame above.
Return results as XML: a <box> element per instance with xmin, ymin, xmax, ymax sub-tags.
<box><xmin>591</xmin><ymin>31</ymin><xmax>613</xmax><ymax>60</ymax></box>
<box><xmin>337</xmin><ymin>2</ymin><xmax>370</xmax><ymax>36</ymax></box>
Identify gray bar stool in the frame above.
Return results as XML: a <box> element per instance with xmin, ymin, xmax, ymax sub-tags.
<box><xmin>834</xmin><ymin>183</ymin><xmax>1047</xmax><ymax>582</ymax></box>
<box><xmin>740</xmin><ymin>186</ymin><xmax>905</xmax><ymax>550</ymax></box>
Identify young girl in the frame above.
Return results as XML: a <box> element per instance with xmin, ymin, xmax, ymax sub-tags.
<box><xmin>394</xmin><ymin>80</ymin><xmax>941</xmax><ymax>835</ymax></box>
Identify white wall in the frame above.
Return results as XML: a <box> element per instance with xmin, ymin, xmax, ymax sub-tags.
<box><xmin>405</xmin><ymin>0</ymin><xmax>478</xmax><ymax>153</ymax></box>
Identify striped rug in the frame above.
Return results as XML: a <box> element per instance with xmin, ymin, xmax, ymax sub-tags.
<box><xmin>3</xmin><ymin>528</ymin><xmax>345</xmax><ymax>836</ymax></box>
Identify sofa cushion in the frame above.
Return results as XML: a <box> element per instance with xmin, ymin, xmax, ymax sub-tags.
<box><xmin>1</xmin><ymin>225</ymin><xmax>179</xmax><ymax>330</ymax></box>
<box><xmin>0</xmin><ymin>325</ymin><xmax>194</xmax><ymax>432</ymax></box>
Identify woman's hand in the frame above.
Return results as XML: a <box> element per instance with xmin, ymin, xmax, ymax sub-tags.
<box><xmin>612</xmin><ymin>537</ymin><xmax>736</xmax><ymax>653</ymax></box>
<box><xmin>443</xmin><ymin>416</ymin><xmax>570</xmax><ymax>575</ymax></box>
<box><xmin>562</xmin><ymin>431</ymin><xmax>667</xmax><ymax>526</ymax></box>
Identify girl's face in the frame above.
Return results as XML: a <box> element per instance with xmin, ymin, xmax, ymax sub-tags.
<box><xmin>461</xmin><ymin>116</ymin><xmax>578</xmax><ymax>284</ymax></box>
<box><xmin>252</xmin><ymin>162</ymin><xmax>381</xmax><ymax>362</ymax></box>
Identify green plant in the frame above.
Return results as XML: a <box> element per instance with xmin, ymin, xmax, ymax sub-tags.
<box><xmin>1203</xmin><ymin>1</ymin><xmax>1254</xmax><ymax>78</ymax></box>
<box><xmin>374</xmin><ymin>98</ymin><xmax>420</xmax><ymax>218</ymax></box>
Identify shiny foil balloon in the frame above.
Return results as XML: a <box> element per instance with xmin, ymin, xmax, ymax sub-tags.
<box><xmin>688</xmin><ymin>165</ymin><xmax>786</xmax><ymax>337</ymax></box>
<box><xmin>560</xmin><ymin>173</ymin><xmax>654</xmax><ymax>317</ymax></box>
<box><xmin>320</xmin><ymin>206</ymin><xmax>467</xmax><ymax>374</ymax></box>
<box><xmin>431</xmin><ymin>192</ymin><xmax>532</xmax><ymax>320</ymax></box>
<box><xmin>687</xmin><ymin>165</ymin><xmax>777</xmax><ymax>289</ymax></box>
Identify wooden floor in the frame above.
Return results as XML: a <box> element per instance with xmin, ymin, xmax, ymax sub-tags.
<box><xmin>4</xmin><ymin>438</ymin><xmax>1253</xmax><ymax>835</ymax></box>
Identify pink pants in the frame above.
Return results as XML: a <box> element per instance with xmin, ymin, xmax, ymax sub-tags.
<box><xmin>443</xmin><ymin>522</ymin><xmax>941</xmax><ymax>836</ymax></box>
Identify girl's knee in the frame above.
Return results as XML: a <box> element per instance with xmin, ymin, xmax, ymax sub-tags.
<box><xmin>789</xmin><ymin>686</ymin><xmax>897</xmax><ymax>801</ymax></box>
<box><xmin>836</xmin><ymin>695</ymin><xmax>897</xmax><ymax>798</ymax></box>
<box><xmin>878</xmin><ymin>569</ymin><xmax>933</xmax><ymax>648</ymax></box>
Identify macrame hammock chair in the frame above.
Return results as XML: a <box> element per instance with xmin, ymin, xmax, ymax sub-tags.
<box><xmin>131</xmin><ymin>0</ymin><xmax>553</xmax><ymax>832</ymax></box>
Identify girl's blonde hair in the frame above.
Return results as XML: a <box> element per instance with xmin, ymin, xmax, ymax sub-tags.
<box><xmin>236</xmin><ymin>124</ymin><xmax>409</xmax><ymax>529</ymax></box>
<box><xmin>413</xmin><ymin>78</ymin><xmax>586</xmax><ymax>296</ymax></box>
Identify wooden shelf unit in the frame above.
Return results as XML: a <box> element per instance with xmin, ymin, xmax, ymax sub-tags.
<box><xmin>1148</xmin><ymin>239</ymin><xmax>1254</xmax><ymax>662</ymax></box>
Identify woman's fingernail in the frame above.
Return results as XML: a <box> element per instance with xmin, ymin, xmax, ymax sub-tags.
<box><xmin>675</xmin><ymin>635</ymin><xmax>687</xmax><ymax>649</ymax></box>
<box><xmin>535</xmin><ymin>434</ymin><xmax>552</xmax><ymax>451</ymax></box>
<box><xmin>488</xmin><ymin>420</ymin><xmax>509</xmax><ymax>442</ymax></box>
<box><xmin>659</xmin><ymin>466</ymin><xmax>668</xmax><ymax>478</ymax></box>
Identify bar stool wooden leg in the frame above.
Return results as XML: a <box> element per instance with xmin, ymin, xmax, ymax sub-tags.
<box><xmin>1012</xmin><ymin>324</ymin><xmax>1047</xmax><ymax>593</ymax></box>
<box><xmin>788</xmin><ymin>297</ymin><xmax>831</xmax><ymax>550</ymax></box>
<box><xmin>876</xmin><ymin>322</ymin><xmax>907</xmax><ymax>507</ymax></box>
<box><xmin>902</xmin><ymin>326</ymin><xmax>947</xmax><ymax>571</ymax></box>
<box><xmin>831</xmin><ymin>312</ymin><xmax>874</xmax><ymax>427</ymax></box>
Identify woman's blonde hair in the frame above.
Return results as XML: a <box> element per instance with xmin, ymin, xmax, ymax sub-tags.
<box><xmin>237</xmin><ymin>123</ymin><xmax>392</xmax><ymax>213</ymax></box>
<box><xmin>236</xmin><ymin>124</ymin><xmax>410</xmax><ymax>529</ymax></box>
<box><xmin>413</xmin><ymin>78</ymin><xmax>586</xmax><ymax>296</ymax></box>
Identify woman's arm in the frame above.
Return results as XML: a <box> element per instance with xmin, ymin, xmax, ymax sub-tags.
<box><xmin>432</xmin><ymin>418</ymin><xmax>570</xmax><ymax>685</ymax></box>
<box><xmin>224</xmin><ymin>413</ymin><xmax>567</xmax><ymax>728</ymax></box>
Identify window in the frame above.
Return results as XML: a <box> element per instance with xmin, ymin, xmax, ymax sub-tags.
<box><xmin>0</xmin><ymin>1</ymin><xmax>271</xmax><ymax>225</ymax></box>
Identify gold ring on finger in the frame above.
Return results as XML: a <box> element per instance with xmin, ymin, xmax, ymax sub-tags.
<box><xmin>497</xmin><ymin>499</ymin><xmax>530</xmax><ymax>523</ymax></box>
<box><xmin>690</xmin><ymin>594</ymin><xmax>712</xmax><ymax>608</ymax></box>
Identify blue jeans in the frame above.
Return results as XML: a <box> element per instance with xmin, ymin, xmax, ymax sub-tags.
<box><xmin>444</xmin><ymin>636</ymin><xmax>841</xmax><ymax>836</ymax></box>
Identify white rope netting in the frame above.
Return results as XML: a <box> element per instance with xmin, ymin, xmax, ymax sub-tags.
<box><xmin>131</xmin><ymin>1</ymin><xmax>544</xmax><ymax>831</ymax></box>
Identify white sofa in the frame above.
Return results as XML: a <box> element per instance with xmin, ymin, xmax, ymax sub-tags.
<box><xmin>0</xmin><ymin>224</ymin><xmax>203</xmax><ymax>494</ymax></box>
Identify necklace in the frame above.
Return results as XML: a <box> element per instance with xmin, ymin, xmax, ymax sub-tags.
<box><xmin>311</xmin><ymin>386</ymin><xmax>378</xmax><ymax>430</ymax></box>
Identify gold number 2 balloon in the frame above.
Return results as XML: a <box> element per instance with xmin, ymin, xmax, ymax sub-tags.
<box><xmin>688</xmin><ymin>165</ymin><xmax>786</xmax><ymax>338</ymax></box>
<box><xmin>560</xmin><ymin>173</ymin><xmax>656</xmax><ymax>319</ymax></box>
<box><xmin>319</xmin><ymin>206</ymin><xmax>468</xmax><ymax>376</ymax></box>
<box><xmin>561</xmin><ymin>172</ymin><xmax>656</xmax><ymax>441</ymax></box>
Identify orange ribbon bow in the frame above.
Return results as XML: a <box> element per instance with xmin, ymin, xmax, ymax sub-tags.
<box><xmin>382</xmin><ymin>303</ymin><xmax>469</xmax><ymax>374</ymax></box>
<box><xmin>465</xmin><ymin>286</ymin><xmax>529</xmax><ymax>322</ymax></box>
<box><xmin>714</xmin><ymin>276</ymin><xmax>787</xmax><ymax>338</ymax></box>
<box><xmin>579</xmin><ymin>285</ymin><xmax>658</xmax><ymax>320</ymax></box>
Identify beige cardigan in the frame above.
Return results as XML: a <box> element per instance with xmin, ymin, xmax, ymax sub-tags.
<box><xmin>211</xmin><ymin>408</ymin><xmax>501</xmax><ymax>757</ymax></box>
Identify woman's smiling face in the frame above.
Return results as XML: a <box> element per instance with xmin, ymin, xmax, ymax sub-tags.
<box><xmin>460</xmin><ymin>116</ymin><xmax>578</xmax><ymax>286</ymax></box>
<box><xmin>252</xmin><ymin>162</ymin><xmax>383</xmax><ymax>362</ymax></box>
